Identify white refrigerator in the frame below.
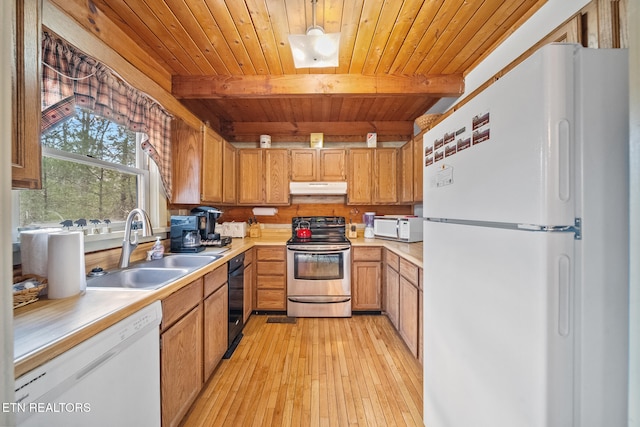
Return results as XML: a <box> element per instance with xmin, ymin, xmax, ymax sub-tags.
<box><xmin>422</xmin><ymin>44</ymin><xmax>629</xmax><ymax>427</ymax></box>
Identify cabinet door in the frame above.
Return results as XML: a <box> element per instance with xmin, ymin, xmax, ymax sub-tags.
<box><xmin>319</xmin><ymin>149</ymin><xmax>346</xmax><ymax>181</ymax></box>
<box><xmin>237</xmin><ymin>149</ymin><xmax>263</xmax><ymax>204</ymax></box>
<box><xmin>204</xmin><ymin>284</ymin><xmax>228</xmax><ymax>379</ymax></box>
<box><xmin>201</xmin><ymin>127</ymin><xmax>223</xmax><ymax>203</ymax></box>
<box><xmin>172</xmin><ymin>119</ymin><xmax>202</xmax><ymax>204</ymax></box>
<box><xmin>222</xmin><ymin>141</ymin><xmax>237</xmax><ymax>204</ymax></box>
<box><xmin>352</xmin><ymin>261</ymin><xmax>382</xmax><ymax>310</ymax></box>
<box><xmin>413</xmin><ymin>135</ymin><xmax>423</xmax><ymax>203</ymax></box>
<box><xmin>12</xmin><ymin>0</ymin><xmax>42</xmax><ymax>189</ymax></box>
<box><xmin>161</xmin><ymin>305</ymin><xmax>203</xmax><ymax>427</ymax></box>
<box><xmin>374</xmin><ymin>148</ymin><xmax>398</xmax><ymax>204</ymax></box>
<box><xmin>398</xmin><ymin>141</ymin><xmax>414</xmax><ymax>203</ymax></box>
<box><xmin>385</xmin><ymin>264</ymin><xmax>400</xmax><ymax>328</ymax></box>
<box><xmin>290</xmin><ymin>149</ymin><xmax>317</xmax><ymax>181</ymax></box>
<box><xmin>347</xmin><ymin>148</ymin><xmax>373</xmax><ymax>204</ymax></box>
<box><xmin>399</xmin><ymin>277</ymin><xmax>419</xmax><ymax>357</ymax></box>
<box><xmin>264</xmin><ymin>149</ymin><xmax>290</xmax><ymax>205</ymax></box>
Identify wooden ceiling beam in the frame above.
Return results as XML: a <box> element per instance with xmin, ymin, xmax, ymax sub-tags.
<box><xmin>172</xmin><ymin>74</ymin><xmax>464</xmax><ymax>99</ymax></box>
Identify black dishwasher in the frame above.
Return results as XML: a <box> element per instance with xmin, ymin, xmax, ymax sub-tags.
<box><xmin>227</xmin><ymin>253</ymin><xmax>245</xmax><ymax>354</ymax></box>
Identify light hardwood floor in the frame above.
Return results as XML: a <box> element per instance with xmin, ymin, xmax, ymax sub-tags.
<box><xmin>182</xmin><ymin>315</ymin><xmax>423</xmax><ymax>426</ymax></box>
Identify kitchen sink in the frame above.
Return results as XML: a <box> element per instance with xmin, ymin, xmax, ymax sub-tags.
<box><xmin>87</xmin><ymin>267</ymin><xmax>189</xmax><ymax>290</ymax></box>
<box><xmin>87</xmin><ymin>254</ymin><xmax>222</xmax><ymax>290</ymax></box>
<box><xmin>132</xmin><ymin>254</ymin><xmax>222</xmax><ymax>270</ymax></box>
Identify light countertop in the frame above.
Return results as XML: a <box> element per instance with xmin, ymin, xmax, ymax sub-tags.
<box><xmin>14</xmin><ymin>232</ymin><xmax>421</xmax><ymax>378</ymax></box>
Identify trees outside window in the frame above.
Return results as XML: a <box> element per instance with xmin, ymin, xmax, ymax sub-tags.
<box><xmin>17</xmin><ymin>107</ymin><xmax>146</xmax><ymax>228</ymax></box>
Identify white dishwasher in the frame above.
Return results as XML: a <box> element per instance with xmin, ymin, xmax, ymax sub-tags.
<box><xmin>14</xmin><ymin>301</ymin><xmax>162</xmax><ymax>427</ymax></box>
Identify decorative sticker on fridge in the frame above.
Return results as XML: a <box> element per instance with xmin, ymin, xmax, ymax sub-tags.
<box><xmin>425</xmin><ymin>109</ymin><xmax>491</xmax><ymax>168</ymax></box>
<box><xmin>472</xmin><ymin>111</ymin><xmax>490</xmax><ymax>145</ymax></box>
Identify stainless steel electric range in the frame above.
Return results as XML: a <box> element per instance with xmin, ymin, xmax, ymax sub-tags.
<box><xmin>286</xmin><ymin>216</ymin><xmax>352</xmax><ymax>317</ymax></box>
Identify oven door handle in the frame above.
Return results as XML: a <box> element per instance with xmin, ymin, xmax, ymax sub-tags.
<box><xmin>287</xmin><ymin>296</ymin><xmax>351</xmax><ymax>304</ymax></box>
<box><xmin>286</xmin><ymin>245</ymin><xmax>351</xmax><ymax>252</ymax></box>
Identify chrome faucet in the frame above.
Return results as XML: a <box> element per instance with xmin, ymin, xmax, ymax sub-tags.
<box><xmin>119</xmin><ymin>208</ymin><xmax>154</xmax><ymax>268</ymax></box>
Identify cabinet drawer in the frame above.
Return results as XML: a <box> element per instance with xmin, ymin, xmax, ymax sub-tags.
<box><xmin>256</xmin><ymin>246</ymin><xmax>285</xmax><ymax>261</ymax></box>
<box><xmin>256</xmin><ymin>289</ymin><xmax>285</xmax><ymax>310</ymax></box>
<box><xmin>352</xmin><ymin>247</ymin><xmax>382</xmax><ymax>261</ymax></box>
<box><xmin>162</xmin><ymin>278</ymin><xmax>203</xmax><ymax>332</ymax></box>
<box><xmin>256</xmin><ymin>260</ymin><xmax>285</xmax><ymax>276</ymax></box>
<box><xmin>204</xmin><ymin>264</ymin><xmax>227</xmax><ymax>297</ymax></box>
<box><xmin>256</xmin><ymin>275</ymin><xmax>286</xmax><ymax>289</ymax></box>
<box><xmin>384</xmin><ymin>250</ymin><xmax>400</xmax><ymax>271</ymax></box>
<box><xmin>399</xmin><ymin>258</ymin><xmax>419</xmax><ymax>286</ymax></box>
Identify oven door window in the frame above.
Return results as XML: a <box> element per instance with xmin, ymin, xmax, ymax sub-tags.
<box><xmin>294</xmin><ymin>252</ymin><xmax>343</xmax><ymax>280</ymax></box>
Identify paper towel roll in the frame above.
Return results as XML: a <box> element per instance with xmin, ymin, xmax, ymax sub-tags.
<box><xmin>20</xmin><ymin>228</ymin><xmax>59</xmax><ymax>277</ymax></box>
<box><xmin>47</xmin><ymin>231</ymin><xmax>87</xmax><ymax>299</ymax></box>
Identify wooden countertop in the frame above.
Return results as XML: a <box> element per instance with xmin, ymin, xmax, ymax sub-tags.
<box><xmin>14</xmin><ymin>231</ymin><xmax>421</xmax><ymax>378</ymax></box>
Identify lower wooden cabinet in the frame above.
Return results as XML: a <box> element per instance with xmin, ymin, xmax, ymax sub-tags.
<box><xmin>384</xmin><ymin>251</ymin><xmax>400</xmax><ymax>327</ymax></box>
<box><xmin>161</xmin><ymin>300</ymin><xmax>203</xmax><ymax>427</ymax></box>
<box><xmin>352</xmin><ymin>247</ymin><xmax>382</xmax><ymax>311</ymax></box>
<box><xmin>160</xmin><ymin>263</ymin><xmax>230</xmax><ymax>427</ymax></box>
<box><xmin>398</xmin><ymin>257</ymin><xmax>421</xmax><ymax>359</ymax></box>
<box><xmin>399</xmin><ymin>276</ymin><xmax>419</xmax><ymax>356</ymax></box>
<box><xmin>255</xmin><ymin>246</ymin><xmax>286</xmax><ymax>310</ymax></box>
<box><xmin>382</xmin><ymin>248</ymin><xmax>423</xmax><ymax>362</ymax></box>
<box><xmin>203</xmin><ymin>266</ymin><xmax>229</xmax><ymax>379</ymax></box>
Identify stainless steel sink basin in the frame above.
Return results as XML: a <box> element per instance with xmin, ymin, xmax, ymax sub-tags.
<box><xmin>87</xmin><ymin>254</ymin><xmax>222</xmax><ymax>290</ymax></box>
<box><xmin>132</xmin><ymin>254</ymin><xmax>222</xmax><ymax>270</ymax></box>
<box><xmin>87</xmin><ymin>267</ymin><xmax>189</xmax><ymax>290</ymax></box>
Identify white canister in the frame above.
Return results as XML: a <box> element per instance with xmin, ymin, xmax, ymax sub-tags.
<box><xmin>260</xmin><ymin>134</ymin><xmax>271</xmax><ymax>148</ymax></box>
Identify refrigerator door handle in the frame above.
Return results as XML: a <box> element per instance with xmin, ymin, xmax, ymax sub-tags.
<box><xmin>557</xmin><ymin>254</ymin><xmax>571</xmax><ymax>337</ymax></box>
<box><xmin>426</xmin><ymin>217</ymin><xmax>582</xmax><ymax>240</ymax></box>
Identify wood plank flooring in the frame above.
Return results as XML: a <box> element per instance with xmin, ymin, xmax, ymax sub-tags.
<box><xmin>181</xmin><ymin>315</ymin><xmax>423</xmax><ymax>426</ymax></box>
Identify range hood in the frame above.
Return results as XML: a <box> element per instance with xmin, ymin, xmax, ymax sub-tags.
<box><xmin>289</xmin><ymin>181</ymin><xmax>347</xmax><ymax>195</ymax></box>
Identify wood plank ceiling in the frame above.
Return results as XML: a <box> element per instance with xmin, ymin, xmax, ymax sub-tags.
<box><xmin>82</xmin><ymin>0</ymin><xmax>546</xmax><ymax>142</ymax></box>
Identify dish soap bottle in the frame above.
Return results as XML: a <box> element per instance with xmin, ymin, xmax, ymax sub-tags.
<box><xmin>151</xmin><ymin>236</ymin><xmax>164</xmax><ymax>259</ymax></box>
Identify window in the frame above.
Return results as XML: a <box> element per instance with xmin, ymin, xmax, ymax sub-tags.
<box><xmin>16</xmin><ymin>107</ymin><xmax>149</xmax><ymax>231</ymax></box>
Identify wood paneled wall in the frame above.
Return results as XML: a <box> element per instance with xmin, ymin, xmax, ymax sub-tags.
<box><xmin>171</xmin><ymin>201</ymin><xmax>414</xmax><ymax>226</ymax></box>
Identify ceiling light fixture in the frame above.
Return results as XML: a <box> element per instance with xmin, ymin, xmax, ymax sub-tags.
<box><xmin>288</xmin><ymin>0</ymin><xmax>340</xmax><ymax>68</ymax></box>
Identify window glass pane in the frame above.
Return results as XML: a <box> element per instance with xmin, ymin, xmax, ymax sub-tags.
<box><xmin>18</xmin><ymin>107</ymin><xmax>142</xmax><ymax>229</ymax></box>
<box><xmin>19</xmin><ymin>157</ymin><xmax>138</xmax><ymax>227</ymax></box>
<box><xmin>42</xmin><ymin>107</ymin><xmax>138</xmax><ymax>167</ymax></box>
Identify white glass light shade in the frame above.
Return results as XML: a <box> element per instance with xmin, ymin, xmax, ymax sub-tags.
<box><xmin>288</xmin><ymin>32</ymin><xmax>340</xmax><ymax>68</ymax></box>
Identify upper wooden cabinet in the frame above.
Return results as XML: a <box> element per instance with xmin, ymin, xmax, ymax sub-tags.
<box><xmin>264</xmin><ymin>149</ymin><xmax>290</xmax><ymax>205</ymax></box>
<box><xmin>290</xmin><ymin>149</ymin><xmax>346</xmax><ymax>182</ymax></box>
<box><xmin>237</xmin><ymin>148</ymin><xmax>290</xmax><ymax>205</ymax></box>
<box><xmin>201</xmin><ymin>126</ymin><xmax>236</xmax><ymax>205</ymax></box>
<box><xmin>222</xmin><ymin>141</ymin><xmax>237</xmax><ymax>204</ymax></box>
<box><xmin>12</xmin><ymin>0</ymin><xmax>42</xmax><ymax>189</ymax></box>
<box><xmin>347</xmin><ymin>148</ymin><xmax>398</xmax><ymax>205</ymax></box>
<box><xmin>398</xmin><ymin>142</ymin><xmax>413</xmax><ymax>204</ymax></box>
<box><xmin>346</xmin><ymin>149</ymin><xmax>373</xmax><ymax>204</ymax></box>
<box><xmin>171</xmin><ymin>119</ymin><xmax>202</xmax><ymax>204</ymax></box>
<box><xmin>201</xmin><ymin>127</ymin><xmax>223</xmax><ymax>203</ymax></box>
<box><xmin>413</xmin><ymin>136</ymin><xmax>423</xmax><ymax>203</ymax></box>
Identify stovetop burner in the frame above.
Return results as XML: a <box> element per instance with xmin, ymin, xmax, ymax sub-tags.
<box><xmin>287</xmin><ymin>216</ymin><xmax>351</xmax><ymax>246</ymax></box>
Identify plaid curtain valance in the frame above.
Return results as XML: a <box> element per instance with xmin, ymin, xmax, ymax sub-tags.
<box><xmin>41</xmin><ymin>31</ymin><xmax>174</xmax><ymax>200</ymax></box>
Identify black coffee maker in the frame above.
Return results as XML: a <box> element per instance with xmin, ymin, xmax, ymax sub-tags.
<box><xmin>191</xmin><ymin>206</ymin><xmax>223</xmax><ymax>241</ymax></box>
<box><xmin>170</xmin><ymin>215</ymin><xmax>204</xmax><ymax>253</ymax></box>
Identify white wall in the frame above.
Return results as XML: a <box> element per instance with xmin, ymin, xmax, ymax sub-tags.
<box><xmin>1</xmin><ymin>2</ymin><xmax>16</xmax><ymax>426</ymax></box>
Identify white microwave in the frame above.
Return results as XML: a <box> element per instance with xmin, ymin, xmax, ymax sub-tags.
<box><xmin>373</xmin><ymin>216</ymin><xmax>423</xmax><ymax>242</ymax></box>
